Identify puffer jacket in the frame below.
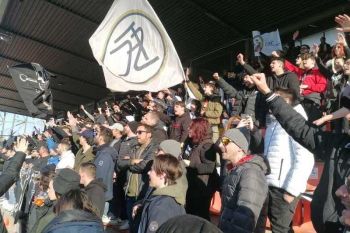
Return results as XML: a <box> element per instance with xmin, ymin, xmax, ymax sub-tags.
<box><xmin>219</xmin><ymin>156</ymin><xmax>268</xmax><ymax>233</ymax></box>
<box><xmin>264</xmin><ymin>104</ymin><xmax>314</xmax><ymax>197</ymax></box>
<box><xmin>42</xmin><ymin>209</ymin><xmax>104</xmax><ymax>233</ymax></box>
<box><xmin>187</xmin><ymin>81</ymin><xmax>223</xmax><ymax>125</ymax></box>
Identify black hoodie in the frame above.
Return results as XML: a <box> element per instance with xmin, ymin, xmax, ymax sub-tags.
<box><xmin>85</xmin><ymin>178</ymin><xmax>107</xmax><ymax>217</ymax></box>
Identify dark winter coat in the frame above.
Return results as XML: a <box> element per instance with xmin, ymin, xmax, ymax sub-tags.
<box><xmin>152</xmin><ymin>122</ymin><xmax>168</xmax><ymax>145</ymax></box>
<box><xmin>93</xmin><ymin>144</ymin><xmax>117</xmax><ymax>201</ymax></box>
<box><xmin>219</xmin><ymin>156</ymin><xmax>268</xmax><ymax>233</ymax></box>
<box><xmin>119</xmin><ymin>141</ymin><xmax>157</xmax><ymax>199</ymax></box>
<box><xmin>42</xmin><ymin>209</ymin><xmax>104</xmax><ymax>233</ymax></box>
<box><xmin>266</xmin><ymin>94</ymin><xmax>350</xmax><ymax>233</ymax></box>
<box><xmin>138</xmin><ymin>186</ymin><xmax>186</xmax><ymax>233</ymax></box>
<box><xmin>169</xmin><ymin>112</ymin><xmax>192</xmax><ymax>143</ymax></box>
<box><xmin>73</xmin><ymin>146</ymin><xmax>95</xmax><ymax>172</ymax></box>
<box><xmin>29</xmin><ymin>200</ymin><xmax>55</xmax><ymax>233</ymax></box>
<box><xmin>186</xmin><ymin>138</ymin><xmax>218</xmax><ymax>198</ymax></box>
<box><xmin>216</xmin><ymin>77</ymin><xmax>259</xmax><ymax>121</ymax></box>
<box><xmin>242</xmin><ymin>63</ymin><xmax>300</xmax><ymax>126</ymax></box>
<box><xmin>0</xmin><ymin>151</ymin><xmax>26</xmax><ymax>233</ymax></box>
<box><xmin>84</xmin><ymin>179</ymin><xmax>107</xmax><ymax>217</ymax></box>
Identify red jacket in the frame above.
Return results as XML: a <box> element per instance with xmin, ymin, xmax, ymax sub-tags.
<box><xmin>285</xmin><ymin>60</ymin><xmax>327</xmax><ymax>96</ymax></box>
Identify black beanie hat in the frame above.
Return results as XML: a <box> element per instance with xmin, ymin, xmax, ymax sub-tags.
<box><xmin>53</xmin><ymin>168</ymin><xmax>80</xmax><ymax>195</ymax></box>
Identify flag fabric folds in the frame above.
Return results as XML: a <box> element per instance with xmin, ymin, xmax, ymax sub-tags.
<box><xmin>8</xmin><ymin>63</ymin><xmax>53</xmax><ymax>118</ymax></box>
<box><xmin>252</xmin><ymin>30</ymin><xmax>282</xmax><ymax>56</ymax></box>
<box><xmin>89</xmin><ymin>0</ymin><xmax>185</xmax><ymax>92</ymax></box>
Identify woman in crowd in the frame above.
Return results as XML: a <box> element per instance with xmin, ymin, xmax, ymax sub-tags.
<box><xmin>28</xmin><ymin>168</ymin><xmax>55</xmax><ymax>233</ymax></box>
<box><xmin>42</xmin><ymin>189</ymin><xmax>103</xmax><ymax>233</ymax></box>
<box><xmin>183</xmin><ymin>118</ymin><xmax>218</xmax><ymax>220</ymax></box>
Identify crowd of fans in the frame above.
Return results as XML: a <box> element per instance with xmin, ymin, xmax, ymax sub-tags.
<box><xmin>3</xmin><ymin>13</ymin><xmax>350</xmax><ymax>233</ymax></box>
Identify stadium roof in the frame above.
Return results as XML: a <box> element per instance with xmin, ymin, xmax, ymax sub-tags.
<box><xmin>0</xmin><ymin>0</ymin><xmax>349</xmax><ymax>116</ymax></box>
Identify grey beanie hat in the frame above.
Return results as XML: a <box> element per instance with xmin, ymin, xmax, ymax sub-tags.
<box><xmin>223</xmin><ymin>127</ymin><xmax>250</xmax><ymax>152</ymax></box>
<box><xmin>159</xmin><ymin>140</ymin><xmax>182</xmax><ymax>158</ymax></box>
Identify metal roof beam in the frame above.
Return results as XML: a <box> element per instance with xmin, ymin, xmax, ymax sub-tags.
<box><xmin>265</xmin><ymin>2</ymin><xmax>350</xmax><ymax>35</ymax></box>
<box><xmin>0</xmin><ymin>0</ymin><xmax>9</xmax><ymax>23</ymax></box>
<box><xmin>0</xmin><ymin>26</ymin><xmax>97</xmax><ymax>63</ymax></box>
<box><xmin>44</xmin><ymin>0</ymin><xmax>100</xmax><ymax>25</ymax></box>
<box><xmin>182</xmin><ymin>0</ymin><xmax>245</xmax><ymax>37</ymax></box>
<box><xmin>0</xmin><ymin>102</ymin><xmax>27</xmax><ymax>111</ymax></box>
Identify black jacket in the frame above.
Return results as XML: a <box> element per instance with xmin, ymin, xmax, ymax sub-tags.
<box><xmin>93</xmin><ymin>144</ymin><xmax>117</xmax><ymax>201</ymax></box>
<box><xmin>152</xmin><ymin>122</ymin><xmax>168</xmax><ymax>145</ymax></box>
<box><xmin>119</xmin><ymin>141</ymin><xmax>157</xmax><ymax>200</ymax></box>
<box><xmin>242</xmin><ymin>63</ymin><xmax>300</xmax><ymax>127</ymax></box>
<box><xmin>169</xmin><ymin>112</ymin><xmax>192</xmax><ymax>143</ymax></box>
<box><xmin>216</xmin><ymin>77</ymin><xmax>259</xmax><ymax>121</ymax></box>
<box><xmin>0</xmin><ymin>151</ymin><xmax>26</xmax><ymax>233</ymax></box>
<box><xmin>267</xmin><ymin>95</ymin><xmax>350</xmax><ymax>233</ymax></box>
<box><xmin>85</xmin><ymin>179</ymin><xmax>107</xmax><ymax>217</ymax></box>
<box><xmin>219</xmin><ymin>156</ymin><xmax>268</xmax><ymax>233</ymax></box>
<box><xmin>186</xmin><ymin>138</ymin><xmax>218</xmax><ymax>197</ymax></box>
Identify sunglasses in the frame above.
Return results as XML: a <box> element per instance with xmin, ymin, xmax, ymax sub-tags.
<box><xmin>221</xmin><ymin>137</ymin><xmax>232</xmax><ymax>146</ymax></box>
<box><xmin>136</xmin><ymin>130</ymin><xmax>148</xmax><ymax>135</ymax></box>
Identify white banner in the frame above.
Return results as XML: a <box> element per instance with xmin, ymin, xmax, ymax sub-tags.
<box><xmin>252</xmin><ymin>29</ymin><xmax>282</xmax><ymax>56</ymax></box>
<box><xmin>89</xmin><ymin>0</ymin><xmax>185</xmax><ymax>92</ymax></box>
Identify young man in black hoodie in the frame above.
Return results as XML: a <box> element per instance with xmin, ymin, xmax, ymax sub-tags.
<box><xmin>237</xmin><ymin>53</ymin><xmax>300</xmax><ymax>127</ymax></box>
<box><xmin>79</xmin><ymin>162</ymin><xmax>106</xmax><ymax>217</ymax></box>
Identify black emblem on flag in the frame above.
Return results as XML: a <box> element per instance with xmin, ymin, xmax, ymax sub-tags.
<box><xmin>8</xmin><ymin>63</ymin><xmax>53</xmax><ymax>118</ymax></box>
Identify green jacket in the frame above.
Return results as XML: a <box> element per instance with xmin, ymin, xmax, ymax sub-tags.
<box><xmin>187</xmin><ymin>81</ymin><xmax>223</xmax><ymax>125</ymax></box>
<box><xmin>73</xmin><ymin>146</ymin><xmax>95</xmax><ymax>172</ymax></box>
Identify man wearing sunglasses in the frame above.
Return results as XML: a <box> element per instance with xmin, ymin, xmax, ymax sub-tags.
<box><xmin>218</xmin><ymin>127</ymin><xmax>268</xmax><ymax>233</ymax></box>
<box><xmin>121</xmin><ymin>124</ymin><xmax>157</xmax><ymax>230</ymax></box>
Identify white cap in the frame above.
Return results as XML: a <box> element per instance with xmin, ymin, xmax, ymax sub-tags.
<box><xmin>110</xmin><ymin>123</ymin><xmax>124</xmax><ymax>132</ymax></box>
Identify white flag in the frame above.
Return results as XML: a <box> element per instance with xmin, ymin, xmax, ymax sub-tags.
<box><xmin>89</xmin><ymin>0</ymin><xmax>185</xmax><ymax>92</ymax></box>
<box><xmin>252</xmin><ymin>29</ymin><xmax>282</xmax><ymax>56</ymax></box>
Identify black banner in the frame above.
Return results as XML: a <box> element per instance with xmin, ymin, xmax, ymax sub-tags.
<box><xmin>8</xmin><ymin>63</ymin><xmax>53</xmax><ymax>118</ymax></box>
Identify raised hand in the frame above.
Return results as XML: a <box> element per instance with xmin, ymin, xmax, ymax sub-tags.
<box><xmin>336</xmin><ymin>33</ymin><xmax>347</xmax><ymax>46</ymax></box>
<box><xmin>67</xmin><ymin>111</ymin><xmax>78</xmax><ymax>127</ymax></box>
<box><xmin>237</xmin><ymin>53</ymin><xmax>245</xmax><ymax>65</ymax></box>
<box><xmin>311</xmin><ymin>44</ymin><xmax>319</xmax><ymax>57</ymax></box>
<box><xmin>335</xmin><ymin>14</ymin><xmax>350</xmax><ymax>32</ymax></box>
<box><xmin>292</xmin><ymin>30</ymin><xmax>299</xmax><ymax>41</ymax></box>
<box><xmin>212</xmin><ymin>72</ymin><xmax>220</xmax><ymax>80</ymax></box>
<box><xmin>271</xmin><ymin>51</ymin><xmax>280</xmax><ymax>58</ymax></box>
<box><xmin>251</xmin><ymin>73</ymin><xmax>270</xmax><ymax>94</ymax></box>
<box><xmin>14</xmin><ymin>137</ymin><xmax>29</xmax><ymax>153</ymax></box>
